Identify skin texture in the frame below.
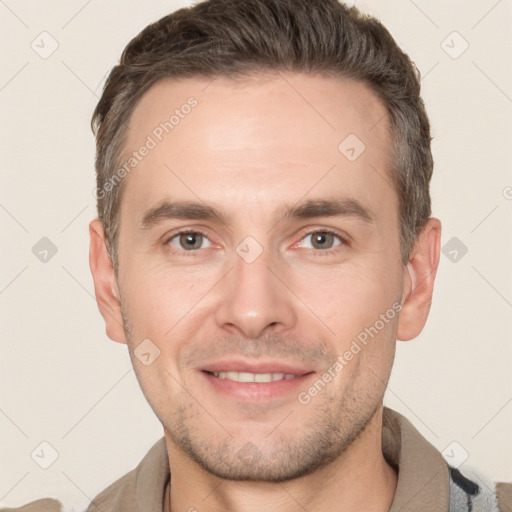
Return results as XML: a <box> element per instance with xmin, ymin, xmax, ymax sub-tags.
<box><xmin>89</xmin><ymin>72</ymin><xmax>441</xmax><ymax>512</ymax></box>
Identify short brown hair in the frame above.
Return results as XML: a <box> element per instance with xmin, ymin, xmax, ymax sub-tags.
<box><xmin>92</xmin><ymin>0</ymin><xmax>433</xmax><ymax>269</ymax></box>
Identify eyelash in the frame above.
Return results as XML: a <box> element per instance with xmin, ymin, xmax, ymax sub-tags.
<box><xmin>301</xmin><ymin>229</ymin><xmax>348</xmax><ymax>256</ymax></box>
<box><xmin>163</xmin><ymin>228</ymin><xmax>348</xmax><ymax>255</ymax></box>
<box><xmin>164</xmin><ymin>229</ymin><xmax>212</xmax><ymax>255</ymax></box>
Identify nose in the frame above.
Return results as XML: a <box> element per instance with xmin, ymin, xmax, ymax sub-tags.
<box><xmin>214</xmin><ymin>246</ymin><xmax>297</xmax><ymax>339</ymax></box>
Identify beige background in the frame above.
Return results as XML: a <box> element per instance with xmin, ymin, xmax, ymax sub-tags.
<box><xmin>1</xmin><ymin>0</ymin><xmax>511</xmax><ymax>510</ymax></box>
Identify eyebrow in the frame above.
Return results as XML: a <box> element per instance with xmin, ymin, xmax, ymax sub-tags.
<box><xmin>139</xmin><ymin>197</ymin><xmax>374</xmax><ymax>230</ymax></box>
<box><xmin>140</xmin><ymin>201</ymin><xmax>226</xmax><ymax>229</ymax></box>
<box><xmin>278</xmin><ymin>198</ymin><xmax>374</xmax><ymax>224</ymax></box>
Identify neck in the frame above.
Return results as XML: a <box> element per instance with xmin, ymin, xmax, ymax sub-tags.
<box><xmin>165</xmin><ymin>407</ymin><xmax>397</xmax><ymax>512</ymax></box>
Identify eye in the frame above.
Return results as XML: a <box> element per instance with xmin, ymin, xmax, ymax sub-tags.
<box><xmin>299</xmin><ymin>230</ymin><xmax>343</xmax><ymax>250</ymax></box>
<box><xmin>167</xmin><ymin>231</ymin><xmax>212</xmax><ymax>251</ymax></box>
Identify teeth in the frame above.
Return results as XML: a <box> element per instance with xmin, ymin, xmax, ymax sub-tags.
<box><xmin>238</xmin><ymin>372</ymin><xmax>255</xmax><ymax>383</ymax></box>
<box><xmin>211</xmin><ymin>371</ymin><xmax>296</xmax><ymax>382</ymax></box>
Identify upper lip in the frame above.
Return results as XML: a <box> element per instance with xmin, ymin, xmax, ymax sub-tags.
<box><xmin>199</xmin><ymin>359</ymin><xmax>313</xmax><ymax>376</ymax></box>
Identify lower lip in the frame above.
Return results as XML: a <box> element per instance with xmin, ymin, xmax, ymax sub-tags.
<box><xmin>200</xmin><ymin>371</ymin><xmax>316</xmax><ymax>401</ymax></box>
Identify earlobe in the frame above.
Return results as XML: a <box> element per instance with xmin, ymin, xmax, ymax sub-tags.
<box><xmin>89</xmin><ymin>219</ymin><xmax>127</xmax><ymax>344</ymax></box>
<box><xmin>397</xmin><ymin>218</ymin><xmax>442</xmax><ymax>342</ymax></box>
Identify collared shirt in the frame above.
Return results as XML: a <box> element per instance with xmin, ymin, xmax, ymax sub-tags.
<box><xmin>3</xmin><ymin>408</ymin><xmax>510</xmax><ymax>512</ymax></box>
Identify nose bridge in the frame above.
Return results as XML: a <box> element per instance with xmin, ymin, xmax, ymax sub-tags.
<box><xmin>214</xmin><ymin>240</ymin><xmax>296</xmax><ymax>338</ymax></box>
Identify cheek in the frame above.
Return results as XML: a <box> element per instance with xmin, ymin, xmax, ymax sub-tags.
<box><xmin>120</xmin><ymin>261</ymin><xmax>212</xmax><ymax>337</ymax></box>
<box><xmin>325</xmin><ymin>309</ymin><xmax>398</xmax><ymax>407</ymax></box>
<box><xmin>289</xmin><ymin>260</ymin><xmax>398</xmax><ymax>336</ymax></box>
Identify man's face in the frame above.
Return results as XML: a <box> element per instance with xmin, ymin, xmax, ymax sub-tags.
<box><xmin>114</xmin><ymin>73</ymin><xmax>406</xmax><ymax>480</ymax></box>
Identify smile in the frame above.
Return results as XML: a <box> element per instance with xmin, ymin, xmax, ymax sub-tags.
<box><xmin>207</xmin><ymin>371</ymin><xmax>297</xmax><ymax>383</ymax></box>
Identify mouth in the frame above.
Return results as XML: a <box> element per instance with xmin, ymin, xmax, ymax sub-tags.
<box><xmin>198</xmin><ymin>361</ymin><xmax>315</xmax><ymax>401</ymax></box>
<box><xmin>204</xmin><ymin>371</ymin><xmax>297</xmax><ymax>383</ymax></box>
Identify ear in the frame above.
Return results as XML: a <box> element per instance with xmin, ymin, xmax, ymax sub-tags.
<box><xmin>397</xmin><ymin>218</ymin><xmax>442</xmax><ymax>341</ymax></box>
<box><xmin>89</xmin><ymin>218</ymin><xmax>127</xmax><ymax>344</ymax></box>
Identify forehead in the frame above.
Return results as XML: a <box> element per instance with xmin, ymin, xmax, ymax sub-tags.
<box><xmin>120</xmin><ymin>72</ymin><xmax>396</xmax><ymax>225</ymax></box>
